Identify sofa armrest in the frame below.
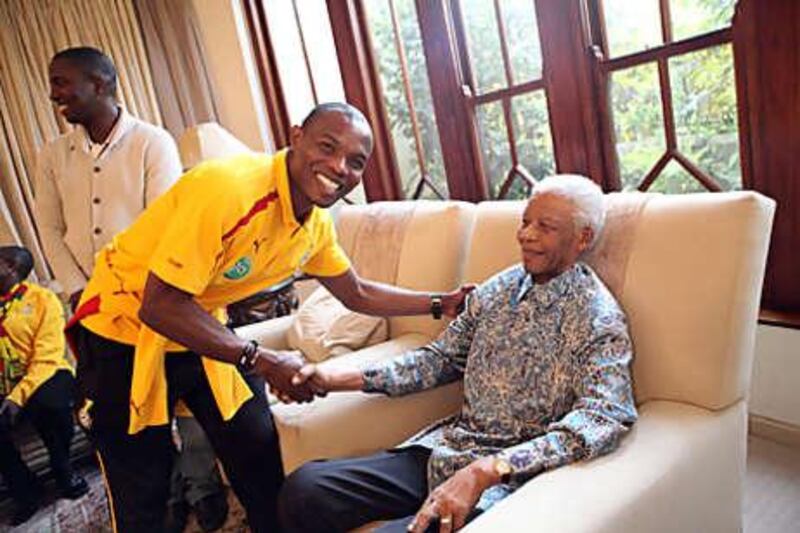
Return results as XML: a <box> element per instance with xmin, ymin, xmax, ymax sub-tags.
<box><xmin>234</xmin><ymin>315</ymin><xmax>294</xmax><ymax>350</ymax></box>
<box><xmin>464</xmin><ymin>401</ymin><xmax>746</xmax><ymax>533</ymax></box>
<box><xmin>273</xmin><ymin>333</ymin><xmax>463</xmax><ymax>473</ymax></box>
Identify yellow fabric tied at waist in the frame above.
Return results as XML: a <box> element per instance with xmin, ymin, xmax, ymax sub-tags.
<box><xmin>127</xmin><ymin>325</ymin><xmax>253</xmax><ymax>435</ymax></box>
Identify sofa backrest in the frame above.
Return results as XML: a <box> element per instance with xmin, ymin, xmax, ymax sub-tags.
<box><xmin>463</xmin><ymin>192</ymin><xmax>775</xmax><ymax>410</ymax></box>
<box><xmin>335</xmin><ymin>200</ymin><xmax>476</xmax><ymax>339</ymax></box>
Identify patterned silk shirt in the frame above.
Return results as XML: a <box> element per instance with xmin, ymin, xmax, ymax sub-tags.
<box><xmin>362</xmin><ymin>262</ymin><xmax>637</xmax><ymax>509</ymax></box>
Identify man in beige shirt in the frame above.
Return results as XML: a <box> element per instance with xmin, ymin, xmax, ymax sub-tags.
<box><xmin>34</xmin><ymin>48</ymin><xmax>181</xmax><ymax>306</ymax></box>
<box><xmin>34</xmin><ymin>46</ymin><xmax>227</xmax><ymax>532</ymax></box>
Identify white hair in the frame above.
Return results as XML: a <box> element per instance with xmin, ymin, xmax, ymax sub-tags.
<box><xmin>531</xmin><ymin>174</ymin><xmax>606</xmax><ymax>247</ymax></box>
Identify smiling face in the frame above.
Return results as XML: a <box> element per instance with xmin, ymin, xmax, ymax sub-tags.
<box><xmin>517</xmin><ymin>192</ymin><xmax>593</xmax><ymax>283</ymax></box>
<box><xmin>287</xmin><ymin>111</ymin><xmax>373</xmax><ymax>211</ymax></box>
<box><xmin>48</xmin><ymin>58</ymin><xmax>106</xmax><ymax>126</ymax></box>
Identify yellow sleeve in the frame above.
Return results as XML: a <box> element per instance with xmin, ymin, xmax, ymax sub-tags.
<box><xmin>148</xmin><ymin>179</ymin><xmax>228</xmax><ymax>295</ymax></box>
<box><xmin>8</xmin><ymin>291</ymin><xmax>68</xmax><ymax>407</ymax></box>
<box><xmin>302</xmin><ymin>211</ymin><xmax>351</xmax><ymax>278</ymax></box>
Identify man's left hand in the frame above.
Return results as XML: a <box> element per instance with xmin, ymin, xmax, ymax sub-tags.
<box><xmin>408</xmin><ymin>457</ymin><xmax>496</xmax><ymax>532</ymax></box>
<box><xmin>441</xmin><ymin>285</ymin><xmax>476</xmax><ymax>318</ymax></box>
<box><xmin>0</xmin><ymin>398</ymin><xmax>21</xmax><ymax>430</ymax></box>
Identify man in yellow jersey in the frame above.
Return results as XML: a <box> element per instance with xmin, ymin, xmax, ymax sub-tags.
<box><xmin>66</xmin><ymin>102</ymin><xmax>471</xmax><ymax>532</ymax></box>
<box><xmin>37</xmin><ymin>46</ymin><xmax>227</xmax><ymax>531</ymax></box>
<box><xmin>0</xmin><ymin>246</ymin><xmax>88</xmax><ymax>526</ymax></box>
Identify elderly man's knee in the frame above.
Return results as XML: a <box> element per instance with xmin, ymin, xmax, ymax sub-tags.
<box><xmin>278</xmin><ymin>461</ymin><xmax>335</xmax><ymax>530</ymax></box>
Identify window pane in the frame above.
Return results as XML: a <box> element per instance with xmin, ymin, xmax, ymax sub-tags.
<box><xmin>649</xmin><ymin>160</ymin><xmax>706</xmax><ymax>193</ymax></box>
<box><xmin>364</xmin><ymin>0</ymin><xmax>447</xmax><ymax>198</ymax></box>
<box><xmin>295</xmin><ymin>0</ymin><xmax>345</xmax><ymax>104</ymax></box>
<box><xmin>476</xmin><ymin>101</ymin><xmax>512</xmax><ymax>198</ymax></box>
<box><xmin>671</xmin><ymin>0</ymin><xmax>735</xmax><ymax>42</ymax></box>
<box><xmin>511</xmin><ymin>90</ymin><xmax>555</xmax><ymax>182</ymax></box>
<box><xmin>610</xmin><ymin>62</ymin><xmax>666</xmax><ymax>190</ymax></box>
<box><xmin>669</xmin><ymin>45</ymin><xmax>740</xmax><ymax>190</ymax></box>
<box><xmin>502</xmin><ymin>0</ymin><xmax>543</xmax><ymax>83</ymax></box>
<box><xmin>265</xmin><ymin>2</ymin><xmax>315</xmax><ymax>125</ymax></box>
<box><xmin>603</xmin><ymin>0</ymin><xmax>662</xmax><ymax>58</ymax></box>
<box><xmin>461</xmin><ymin>0</ymin><xmax>506</xmax><ymax>93</ymax></box>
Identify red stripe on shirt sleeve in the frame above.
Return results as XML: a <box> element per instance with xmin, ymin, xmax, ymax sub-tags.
<box><xmin>222</xmin><ymin>191</ymin><xmax>279</xmax><ymax>241</ymax></box>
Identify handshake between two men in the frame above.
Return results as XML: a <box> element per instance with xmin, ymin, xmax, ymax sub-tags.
<box><xmin>261</xmin><ymin>350</ymin><xmax>362</xmax><ymax>403</ymax></box>
<box><xmin>249</xmin><ymin>284</ymin><xmax>475</xmax><ymax>403</ymax></box>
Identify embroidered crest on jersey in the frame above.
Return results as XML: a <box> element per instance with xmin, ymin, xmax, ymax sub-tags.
<box><xmin>224</xmin><ymin>256</ymin><xmax>252</xmax><ymax>280</ymax></box>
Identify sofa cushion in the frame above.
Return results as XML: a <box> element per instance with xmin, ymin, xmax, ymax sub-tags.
<box><xmin>286</xmin><ymin>286</ymin><xmax>388</xmax><ymax>362</ymax></box>
<box><xmin>464</xmin><ymin>401</ymin><xmax>745</xmax><ymax>533</ymax></box>
<box><xmin>273</xmin><ymin>333</ymin><xmax>462</xmax><ymax>473</ymax></box>
<box><xmin>622</xmin><ymin>192</ymin><xmax>774</xmax><ymax>409</ymax></box>
<box><xmin>335</xmin><ymin>201</ymin><xmax>476</xmax><ymax>340</ymax></box>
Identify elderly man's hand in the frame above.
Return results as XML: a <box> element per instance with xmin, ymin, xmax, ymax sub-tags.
<box><xmin>440</xmin><ymin>285</ymin><xmax>476</xmax><ymax>318</ymax></box>
<box><xmin>254</xmin><ymin>349</ymin><xmax>315</xmax><ymax>403</ymax></box>
<box><xmin>409</xmin><ymin>457</ymin><xmax>497</xmax><ymax>533</ymax></box>
<box><xmin>289</xmin><ymin>363</ymin><xmax>365</xmax><ymax>399</ymax></box>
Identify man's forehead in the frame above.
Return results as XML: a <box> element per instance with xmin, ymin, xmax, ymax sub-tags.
<box><xmin>49</xmin><ymin>58</ymin><xmax>84</xmax><ymax>77</ymax></box>
<box><xmin>525</xmin><ymin>193</ymin><xmax>576</xmax><ymax>217</ymax></box>
<box><xmin>309</xmin><ymin>112</ymin><xmax>372</xmax><ymax>149</ymax></box>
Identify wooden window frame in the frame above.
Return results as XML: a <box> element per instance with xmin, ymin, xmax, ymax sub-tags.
<box><xmin>587</xmin><ymin>0</ymin><xmax>735</xmax><ymax>192</ymax></box>
<box><xmin>244</xmin><ymin>0</ymin><xmax>798</xmax><ymax>316</ymax></box>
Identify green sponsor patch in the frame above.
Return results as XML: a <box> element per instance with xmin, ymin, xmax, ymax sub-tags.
<box><xmin>224</xmin><ymin>256</ymin><xmax>252</xmax><ymax>280</ymax></box>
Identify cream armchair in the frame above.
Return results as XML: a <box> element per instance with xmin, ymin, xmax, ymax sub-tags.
<box><xmin>241</xmin><ymin>191</ymin><xmax>774</xmax><ymax>533</ymax></box>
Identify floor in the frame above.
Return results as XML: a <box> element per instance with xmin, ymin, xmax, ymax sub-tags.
<box><xmin>743</xmin><ymin>436</ymin><xmax>800</xmax><ymax>533</ymax></box>
<box><xmin>1</xmin><ymin>435</ymin><xmax>798</xmax><ymax>532</ymax></box>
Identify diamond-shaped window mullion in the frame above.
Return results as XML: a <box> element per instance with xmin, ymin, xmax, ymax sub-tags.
<box><xmin>495</xmin><ymin>164</ymin><xmax>537</xmax><ymax>200</ymax></box>
<box><xmin>410</xmin><ymin>173</ymin><xmax>446</xmax><ymax>200</ymax></box>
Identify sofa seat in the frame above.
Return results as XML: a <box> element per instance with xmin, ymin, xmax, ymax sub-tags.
<box><xmin>270</xmin><ymin>332</ymin><xmax>462</xmax><ymax>473</ymax></box>
<box><xmin>465</xmin><ymin>400</ymin><xmax>745</xmax><ymax>532</ymax></box>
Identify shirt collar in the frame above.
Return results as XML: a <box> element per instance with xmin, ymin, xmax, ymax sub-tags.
<box><xmin>0</xmin><ymin>282</ymin><xmax>27</xmax><ymax>303</ymax></box>
<box><xmin>78</xmin><ymin>106</ymin><xmax>132</xmax><ymax>154</ymax></box>
<box><xmin>515</xmin><ymin>263</ymin><xmax>584</xmax><ymax>309</ymax></box>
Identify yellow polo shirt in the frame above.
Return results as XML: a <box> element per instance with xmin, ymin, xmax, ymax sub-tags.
<box><xmin>77</xmin><ymin>149</ymin><xmax>350</xmax><ymax>433</ymax></box>
<box><xmin>0</xmin><ymin>283</ymin><xmax>73</xmax><ymax>407</ymax></box>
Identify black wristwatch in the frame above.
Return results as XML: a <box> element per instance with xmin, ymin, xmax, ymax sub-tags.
<box><xmin>430</xmin><ymin>294</ymin><xmax>443</xmax><ymax>320</ymax></box>
<box><xmin>237</xmin><ymin>340</ymin><xmax>260</xmax><ymax>372</ymax></box>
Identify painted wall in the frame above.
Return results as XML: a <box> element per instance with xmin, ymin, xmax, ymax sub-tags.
<box><xmin>191</xmin><ymin>0</ymin><xmax>272</xmax><ymax>152</ymax></box>
<box><xmin>750</xmin><ymin>325</ymin><xmax>800</xmax><ymax>426</ymax></box>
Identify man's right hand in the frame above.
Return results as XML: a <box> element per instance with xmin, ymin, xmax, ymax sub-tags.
<box><xmin>254</xmin><ymin>349</ymin><xmax>315</xmax><ymax>403</ymax></box>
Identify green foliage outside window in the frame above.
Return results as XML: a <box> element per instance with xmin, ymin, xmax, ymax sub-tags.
<box><xmin>365</xmin><ymin>0</ymin><xmax>739</xmax><ymax>199</ymax></box>
<box><xmin>607</xmin><ymin>0</ymin><xmax>740</xmax><ymax>192</ymax></box>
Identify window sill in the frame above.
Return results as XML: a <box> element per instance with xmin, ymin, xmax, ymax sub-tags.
<box><xmin>758</xmin><ymin>309</ymin><xmax>800</xmax><ymax>330</ymax></box>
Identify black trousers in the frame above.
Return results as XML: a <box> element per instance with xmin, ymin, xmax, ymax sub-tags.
<box><xmin>0</xmin><ymin>369</ymin><xmax>77</xmax><ymax>504</ymax></box>
<box><xmin>73</xmin><ymin>325</ymin><xmax>284</xmax><ymax>533</ymax></box>
<box><xmin>278</xmin><ymin>446</ymin><xmax>483</xmax><ymax>533</ymax></box>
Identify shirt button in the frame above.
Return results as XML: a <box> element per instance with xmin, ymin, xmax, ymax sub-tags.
<box><xmin>94</xmin><ymin>227</ymin><xmax>102</xmax><ymax>235</ymax></box>
<box><xmin>93</xmin><ymin>197</ymin><xmax>101</xmax><ymax>204</ymax></box>
<box><xmin>93</xmin><ymin>166</ymin><xmax>101</xmax><ymax>173</ymax></box>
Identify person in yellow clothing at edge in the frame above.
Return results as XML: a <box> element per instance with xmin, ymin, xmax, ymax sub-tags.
<box><xmin>0</xmin><ymin>246</ymin><xmax>88</xmax><ymax>526</ymax></box>
<box><xmin>65</xmin><ymin>102</ymin><xmax>472</xmax><ymax>533</ymax></box>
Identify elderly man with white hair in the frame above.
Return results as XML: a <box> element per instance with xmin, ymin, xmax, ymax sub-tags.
<box><xmin>278</xmin><ymin>175</ymin><xmax>638</xmax><ymax>533</ymax></box>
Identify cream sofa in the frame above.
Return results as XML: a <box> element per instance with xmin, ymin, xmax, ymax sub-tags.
<box><xmin>234</xmin><ymin>190</ymin><xmax>775</xmax><ymax>533</ymax></box>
